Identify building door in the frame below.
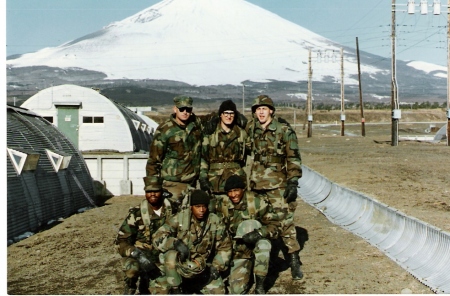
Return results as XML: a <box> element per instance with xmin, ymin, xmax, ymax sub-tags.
<box><xmin>57</xmin><ymin>106</ymin><xmax>80</xmax><ymax>148</ymax></box>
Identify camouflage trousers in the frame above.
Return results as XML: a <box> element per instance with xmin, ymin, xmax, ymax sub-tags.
<box><xmin>261</xmin><ymin>187</ymin><xmax>300</xmax><ymax>254</ymax></box>
<box><xmin>150</xmin><ymin>250</ymin><xmax>225</xmax><ymax>294</ymax></box>
<box><xmin>228</xmin><ymin>238</ymin><xmax>271</xmax><ymax>294</ymax></box>
<box><xmin>162</xmin><ymin>180</ymin><xmax>192</xmax><ymax>210</ymax></box>
<box><xmin>122</xmin><ymin>257</ymin><xmax>160</xmax><ymax>294</ymax></box>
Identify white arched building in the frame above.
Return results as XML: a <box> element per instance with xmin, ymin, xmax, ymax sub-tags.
<box><xmin>21</xmin><ymin>84</ymin><xmax>154</xmax><ymax>153</ymax></box>
<box><xmin>21</xmin><ymin>84</ymin><xmax>159</xmax><ymax>195</ymax></box>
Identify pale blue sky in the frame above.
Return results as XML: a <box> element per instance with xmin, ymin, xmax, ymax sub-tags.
<box><xmin>5</xmin><ymin>0</ymin><xmax>449</xmax><ymax>66</ymax></box>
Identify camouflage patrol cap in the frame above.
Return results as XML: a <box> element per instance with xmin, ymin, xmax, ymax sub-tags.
<box><xmin>235</xmin><ymin>219</ymin><xmax>262</xmax><ymax>239</ymax></box>
<box><xmin>143</xmin><ymin>176</ymin><xmax>163</xmax><ymax>192</ymax></box>
<box><xmin>174</xmin><ymin>95</ymin><xmax>193</xmax><ymax>108</ymax></box>
<box><xmin>251</xmin><ymin>95</ymin><xmax>275</xmax><ymax>113</ymax></box>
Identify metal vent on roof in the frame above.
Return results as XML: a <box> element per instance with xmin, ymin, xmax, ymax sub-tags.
<box><xmin>45</xmin><ymin>149</ymin><xmax>72</xmax><ymax>172</ymax></box>
<box><xmin>7</xmin><ymin>148</ymin><xmax>41</xmax><ymax>175</ymax></box>
<box><xmin>132</xmin><ymin>119</ymin><xmax>141</xmax><ymax>130</ymax></box>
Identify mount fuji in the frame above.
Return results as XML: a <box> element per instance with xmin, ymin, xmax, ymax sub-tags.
<box><xmin>6</xmin><ymin>0</ymin><xmax>448</xmax><ymax>101</ymax></box>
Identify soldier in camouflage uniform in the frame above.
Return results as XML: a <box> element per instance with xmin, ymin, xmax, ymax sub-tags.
<box><xmin>245</xmin><ymin>94</ymin><xmax>304</xmax><ymax>280</ymax></box>
<box><xmin>199</xmin><ymin>100</ymin><xmax>248</xmax><ymax>212</ymax></box>
<box><xmin>216</xmin><ymin>175</ymin><xmax>281</xmax><ymax>294</ymax></box>
<box><xmin>151</xmin><ymin>190</ymin><xmax>232</xmax><ymax>294</ymax></box>
<box><xmin>115</xmin><ymin>178</ymin><xmax>175</xmax><ymax>295</ymax></box>
<box><xmin>145</xmin><ymin>96</ymin><xmax>212</xmax><ymax>211</ymax></box>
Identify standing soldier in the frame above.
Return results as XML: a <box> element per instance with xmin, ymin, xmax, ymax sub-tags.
<box><xmin>151</xmin><ymin>190</ymin><xmax>232</xmax><ymax>294</ymax></box>
<box><xmin>216</xmin><ymin>175</ymin><xmax>281</xmax><ymax>294</ymax></box>
<box><xmin>115</xmin><ymin>179</ymin><xmax>175</xmax><ymax>295</ymax></box>
<box><xmin>199</xmin><ymin>100</ymin><xmax>248</xmax><ymax>212</ymax></box>
<box><xmin>245</xmin><ymin>94</ymin><xmax>304</xmax><ymax>280</ymax></box>
<box><xmin>145</xmin><ymin>95</ymin><xmax>207</xmax><ymax>211</ymax></box>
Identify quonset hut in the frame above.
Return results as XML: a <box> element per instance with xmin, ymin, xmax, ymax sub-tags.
<box><xmin>7</xmin><ymin>105</ymin><xmax>96</xmax><ymax>244</ymax></box>
<box><xmin>20</xmin><ymin>84</ymin><xmax>154</xmax><ymax>152</ymax></box>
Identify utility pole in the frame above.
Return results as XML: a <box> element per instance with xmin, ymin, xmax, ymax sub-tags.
<box><xmin>406</xmin><ymin>0</ymin><xmax>448</xmax><ymax>145</ymax></box>
<box><xmin>242</xmin><ymin>84</ymin><xmax>245</xmax><ymax>115</ymax></box>
<box><xmin>391</xmin><ymin>0</ymin><xmax>400</xmax><ymax>146</ymax></box>
<box><xmin>447</xmin><ymin>0</ymin><xmax>450</xmax><ymax>146</ymax></box>
<box><xmin>340</xmin><ymin>47</ymin><xmax>346</xmax><ymax>136</ymax></box>
<box><xmin>307</xmin><ymin>48</ymin><xmax>313</xmax><ymax>138</ymax></box>
<box><xmin>293</xmin><ymin>108</ymin><xmax>296</xmax><ymax>132</ymax></box>
<box><xmin>356</xmin><ymin>37</ymin><xmax>365</xmax><ymax>137</ymax></box>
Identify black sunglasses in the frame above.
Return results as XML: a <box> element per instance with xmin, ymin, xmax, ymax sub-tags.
<box><xmin>178</xmin><ymin>106</ymin><xmax>193</xmax><ymax>113</ymax></box>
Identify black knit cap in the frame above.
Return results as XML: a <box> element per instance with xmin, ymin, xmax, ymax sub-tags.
<box><xmin>190</xmin><ymin>190</ymin><xmax>210</xmax><ymax>206</ymax></box>
<box><xmin>218</xmin><ymin>100</ymin><xmax>237</xmax><ymax>115</ymax></box>
<box><xmin>224</xmin><ymin>175</ymin><xmax>246</xmax><ymax>192</ymax></box>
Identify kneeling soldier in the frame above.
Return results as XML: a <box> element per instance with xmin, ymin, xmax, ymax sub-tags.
<box><xmin>217</xmin><ymin>175</ymin><xmax>281</xmax><ymax>294</ymax></box>
<box><xmin>115</xmin><ymin>178</ymin><xmax>174</xmax><ymax>295</ymax></box>
<box><xmin>152</xmin><ymin>190</ymin><xmax>232</xmax><ymax>294</ymax></box>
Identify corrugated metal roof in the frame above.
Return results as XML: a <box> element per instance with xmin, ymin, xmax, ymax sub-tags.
<box><xmin>7</xmin><ymin>105</ymin><xmax>96</xmax><ymax>244</ymax></box>
<box><xmin>113</xmin><ymin>100</ymin><xmax>154</xmax><ymax>151</ymax></box>
<box><xmin>298</xmin><ymin>165</ymin><xmax>450</xmax><ymax>293</ymax></box>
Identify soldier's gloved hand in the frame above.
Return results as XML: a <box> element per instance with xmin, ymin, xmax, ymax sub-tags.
<box><xmin>174</xmin><ymin>240</ymin><xmax>190</xmax><ymax>262</ymax></box>
<box><xmin>131</xmin><ymin>248</ymin><xmax>156</xmax><ymax>273</ymax></box>
<box><xmin>284</xmin><ymin>179</ymin><xmax>298</xmax><ymax>203</ymax></box>
<box><xmin>242</xmin><ymin>229</ymin><xmax>263</xmax><ymax>245</ymax></box>
<box><xmin>203</xmin><ymin>116</ymin><xmax>220</xmax><ymax>135</ymax></box>
<box><xmin>199</xmin><ymin>178</ymin><xmax>212</xmax><ymax>194</ymax></box>
<box><xmin>235</xmin><ymin>110</ymin><xmax>248</xmax><ymax>129</ymax></box>
<box><xmin>206</xmin><ymin>265</ymin><xmax>220</xmax><ymax>285</ymax></box>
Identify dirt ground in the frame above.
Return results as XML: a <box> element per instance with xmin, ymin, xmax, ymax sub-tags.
<box><xmin>6</xmin><ymin>109</ymin><xmax>450</xmax><ymax>294</ymax></box>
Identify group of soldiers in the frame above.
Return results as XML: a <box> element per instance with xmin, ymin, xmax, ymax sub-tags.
<box><xmin>115</xmin><ymin>94</ymin><xmax>304</xmax><ymax>294</ymax></box>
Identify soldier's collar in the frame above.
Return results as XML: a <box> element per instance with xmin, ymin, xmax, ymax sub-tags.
<box><xmin>267</xmin><ymin>116</ymin><xmax>278</xmax><ymax>131</ymax></box>
<box><xmin>233</xmin><ymin>195</ymin><xmax>248</xmax><ymax>210</ymax></box>
<box><xmin>220</xmin><ymin>123</ymin><xmax>239</xmax><ymax>135</ymax></box>
<box><xmin>255</xmin><ymin>117</ymin><xmax>276</xmax><ymax>131</ymax></box>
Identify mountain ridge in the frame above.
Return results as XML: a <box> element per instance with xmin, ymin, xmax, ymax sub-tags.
<box><xmin>6</xmin><ymin>0</ymin><xmax>448</xmax><ymax>103</ymax></box>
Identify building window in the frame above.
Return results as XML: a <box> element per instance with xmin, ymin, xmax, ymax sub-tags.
<box><xmin>93</xmin><ymin>116</ymin><xmax>104</xmax><ymax>123</ymax></box>
<box><xmin>7</xmin><ymin>147</ymin><xmax>40</xmax><ymax>175</ymax></box>
<box><xmin>43</xmin><ymin>116</ymin><xmax>53</xmax><ymax>123</ymax></box>
<box><xmin>83</xmin><ymin>116</ymin><xmax>104</xmax><ymax>123</ymax></box>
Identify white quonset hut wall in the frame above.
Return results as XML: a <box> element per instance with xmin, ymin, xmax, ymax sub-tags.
<box><xmin>21</xmin><ymin>84</ymin><xmax>152</xmax><ymax>152</ymax></box>
<box><xmin>83</xmin><ymin>153</ymin><xmax>148</xmax><ymax>196</ymax></box>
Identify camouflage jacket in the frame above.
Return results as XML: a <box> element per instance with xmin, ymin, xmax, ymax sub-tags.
<box><xmin>146</xmin><ymin>113</ymin><xmax>205</xmax><ymax>185</ymax></box>
<box><xmin>146</xmin><ymin>114</ymin><xmax>202</xmax><ymax>183</ymax></box>
<box><xmin>200</xmin><ymin>124</ymin><xmax>248</xmax><ymax>193</ymax></box>
<box><xmin>216</xmin><ymin>190</ymin><xmax>281</xmax><ymax>241</ymax></box>
<box><xmin>245</xmin><ymin>115</ymin><xmax>302</xmax><ymax>190</ymax></box>
<box><xmin>115</xmin><ymin>198</ymin><xmax>174</xmax><ymax>263</ymax></box>
<box><xmin>152</xmin><ymin>209</ymin><xmax>232</xmax><ymax>272</ymax></box>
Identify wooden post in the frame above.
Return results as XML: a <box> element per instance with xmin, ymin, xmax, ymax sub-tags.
<box><xmin>356</xmin><ymin>37</ymin><xmax>365</xmax><ymax>137</ymax></box>
<box><xmin>391</xmin><ymin>0</ymin><xmax>399</xmax><ymax>146</ymax></box>
<box><xmin>307</xmin><ymin>48</ymin><xmax>313</xmax><ymax>138</ymax></box>
<box><xmin>242</xmin><ymin>84</ymin><xmax>245</xmax><ymax>115</ymax></box>
<box><xmin>340</xmin><ymin>47</ymin><xmax>345</xmax><ymax>136</ymax></box>
<box><xmin>447</xmin><ymin>0</ymin><xmax>450</xmax><ymax>146</ymax></box>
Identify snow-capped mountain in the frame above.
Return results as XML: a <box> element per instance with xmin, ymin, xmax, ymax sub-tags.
<box><xmin>6</xmin><ymin>0</ymin><xmax>447</xmax><ymax>103</ymax></box>
<box><xmin>5</xmin><ymin>0</ymin><xmax>386</xmax><ymax>86</ymax></box>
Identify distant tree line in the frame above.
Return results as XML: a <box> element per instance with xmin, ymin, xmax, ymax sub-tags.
<box><xmin>275</xmin><ymin>101</ymin><xmax>447</xmax><ymax>111</ymax></box>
